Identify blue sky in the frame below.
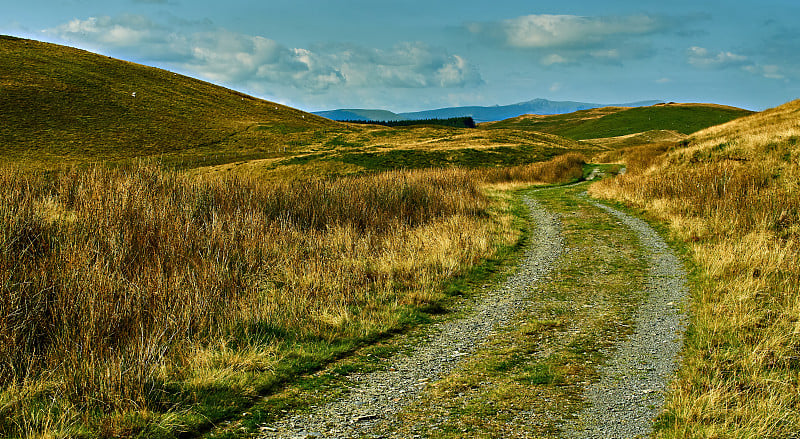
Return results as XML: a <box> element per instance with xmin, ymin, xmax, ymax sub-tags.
<box><xmin>3</xmin><ymin>0</ymin><xmax>798</xmax><ymax>112</ymax></box>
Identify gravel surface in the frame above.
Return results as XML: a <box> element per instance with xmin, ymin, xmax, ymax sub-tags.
<box><xmin>562</xmin><ymin>197</ymin><xmax>689</xmax><ymax>439</ymax></box>
<box><xmin>260</xmin><ymin>197</ymin><xmax>563</xmax><ymax>439</ymax></box>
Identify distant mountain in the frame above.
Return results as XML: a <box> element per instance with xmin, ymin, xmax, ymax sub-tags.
<box><xmin>313</xmin><ymin>109</ymin><xmax>408</xmax><ymax>122</ymax></box>
<box><xmin>314</xmin><ymin>98</ymin><xmax>664</xmax><ymax>123</ymax></box>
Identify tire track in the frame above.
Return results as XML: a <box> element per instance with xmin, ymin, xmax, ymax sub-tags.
<box><xmin>562</xmin><ymin>197</ymin><xmax>689</xmax><ymax>438</ymax></box>
<box><xmin>260</xmin><ymin>197</ymin><xmax>563</xmax><ymax>439</ymax></box>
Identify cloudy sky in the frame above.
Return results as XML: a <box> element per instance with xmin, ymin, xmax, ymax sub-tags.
<box><xmin>3</xmin><ymin>0</ymin><xmax>798</xmax><ymax>112</ymax></box>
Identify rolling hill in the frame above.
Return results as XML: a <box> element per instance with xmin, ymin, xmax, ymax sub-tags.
<box><xmin>0</xmin><ymin>35</ymin><xmax>335</xmax><ymax>167</ymax></box>
<box><xmin>1</xmin><ymin>36</ymin><xmax>598</xmax><ymax>178</ymax></box>
<box><xmin>484</xmin><ymin>103</ymin><xmax>754</xmax><ymax>140</ymax></box>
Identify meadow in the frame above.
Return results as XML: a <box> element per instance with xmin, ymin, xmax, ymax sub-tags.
<box><xmin>482</xmin><ymin>103</ymin><xmax>753</xmax><ymax>140</ymax></box>
<box><xmin>0</xmin><ymin>154</ymin><xmax>585</xmax><ymax>437</ymax></box>
<box><xmin>7</xmin><ymin>33</ymin><xmax>794</xmax><ymax>439</ymax></box>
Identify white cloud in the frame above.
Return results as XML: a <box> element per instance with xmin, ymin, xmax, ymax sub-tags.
<box><xmin>744</xmin><ymin>64</ymin><xmax>785</xmax><ymax>80</ymax></box>
<box><xmin>761</xmin><ymin>65</ymin><xmax>785</xmax><ymax>80</ymax></box>
<box><xmin>541</xmin><ymin>54</ymin><xmax>568</xmax><ymax>66</ymax></box>
<box><xmin>687</xmin><ymin>46</ymin><xmax>790</xmax><ymax>81</ymax></box>
<box><xmin>686</xmin><ymin>46</ymin><xmax>749</xmax><ymax>69</ymax></box>
<box><xmin>45</xmin><ymin>15</ymin><xmax>482</xmax><ymax>93</ymax></box>
<box><xmin>469</xmin><ymin>14</ymin><xmax>669</xmax><ymax>49</ymax></box>
<box><xmin>590</xmin><ymin>49</ymin><xmax>621</xmax><ymax>60</ymax></box>
<box><xmin>435</xmin><ymin>55</ymin><xmax>478</xmax><ymax>87</ymax></box>
<box><xmin>55</xmin><ymin>15</ymin><xmax>160</xmax><ymax>46</ymax></box>
<box><xmin>467</xmin><ymin>14</ymin><xmax>673</xmax><ymax>67</ymax></box>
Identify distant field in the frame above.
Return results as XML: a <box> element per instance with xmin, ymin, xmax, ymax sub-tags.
<box><xmin>484</xmin><ymin>103</ymin><xmax>753</xmax><ymax>140</ymax></box>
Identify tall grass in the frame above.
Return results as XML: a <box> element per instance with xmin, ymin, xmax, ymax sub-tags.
<box><xmin>0</xmin><ymin>154</ymin><xmax>584</xmax><ymax>437</ymax></box>
<box><xmin>593</xmin><ymin>141</ymin><xmax>674</xmax><ymax>174</ymax></box>
<box><xmin>481</xmin><ymin>152</ymin><xmax>586</xmax><ymax>184</ymax></box>
<box><xmin>590</xmin><ymin>100</ymin><xmax>800</xmax><ymax>437</ymax></box>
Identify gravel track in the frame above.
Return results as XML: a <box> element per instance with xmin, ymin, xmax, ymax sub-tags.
<box><xmin>562</xmin><ymin>197</ymin><xmax>689</xmax><ymax>439</ymax></box>
<box><xmin>261</xmin><ymin>197</ymin><xmax>563</xmax><ymax>439</ymax></box>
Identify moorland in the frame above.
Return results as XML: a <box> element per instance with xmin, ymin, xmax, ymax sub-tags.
<box><xmin>1</xmin><ymin>35</ymin><xmax>797</xmax><ymax>438</ymax></box>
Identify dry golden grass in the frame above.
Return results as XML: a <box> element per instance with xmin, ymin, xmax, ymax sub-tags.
<box><xmin>0</xmin><ymin>154</ymin><xmax>584</xmax><ymax>437</ymax></box>
<box><xmin>590</xmin><ymin>99</ymin><xmax>800</xmax><ymax>438</ymax></box>
<box><xmin>480</xmin><ymin>152</ymin><xmax>586</xmax><ymax>184</ymax></box>
<box><xmin>593</xmin><ymin>141</ymin><xmax>676</xmax><ymax>174</ymax></box>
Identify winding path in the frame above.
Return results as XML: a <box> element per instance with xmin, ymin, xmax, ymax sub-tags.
<box><xmin>259</xmin><ymin>190</ymin><xmax>689</xmax><ymax>439</ymax></box>
<box><xmin>261</xmin><ymin>197</ymin><xmax>563</xmax><ymax>438</ymax></box>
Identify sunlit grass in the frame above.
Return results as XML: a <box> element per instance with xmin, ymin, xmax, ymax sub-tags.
<box><xmin>0</xmin><ymin>153</ymin><xmax>584</xmax><ymax>437</ymax></box>
<box><xmin>590</xmin><ymin>99</ymin><xmax>800</xmax><ymax>438</ymax></box>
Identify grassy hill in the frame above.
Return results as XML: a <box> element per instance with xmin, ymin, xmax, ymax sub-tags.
<box><xmin>1</xmin><ymin>36</ymin><xmax>593</xmax><ymax>176</ymax></box>
<box><xmin>484</xmin><ymin>103</ymin><xmax>753</xmax><ymax>140</ymax></box>
<box><xmin>590</xmin><ymin>99</ymin><xmax>800</xmax><ymax>437</ymax></box>
<box><xmin>0</xmin><ymin>35</ymin><xmax>336</xmax><ymax>168</ymax></box>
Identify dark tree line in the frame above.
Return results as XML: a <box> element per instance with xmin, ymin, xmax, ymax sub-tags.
<box><xmin>337</xmin><ymin>117</ymin><xmax>476</xmax><ymax>129</ymax></box>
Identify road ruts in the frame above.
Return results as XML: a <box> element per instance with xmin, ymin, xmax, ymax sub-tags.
<box><xmin>562</xmin><ymin>197</ymin><xmax>689</xmax><ymax>439</ymax></box>
<box><xmin>260</xmin><ymin>196</ymin><xmax>563</xmax><ymax>439</ymax></box>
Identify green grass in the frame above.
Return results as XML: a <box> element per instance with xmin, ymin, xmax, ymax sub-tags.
<box><xmin>485</xmin><ymin>104</ymin><xmax>753</xmax><ymax>140</ymax></box>
<box><xmin>556</xmin><ymin>105</ymin><xmax>753</xmax><ymax>139</ymax></box>
<box><xmin>337</xmin><ymin>145</ymin><xmax>568</xmax><ymax>171</ymax></box>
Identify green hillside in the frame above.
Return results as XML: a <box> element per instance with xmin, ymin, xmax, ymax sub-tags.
<box><xmin>1</xmin><ymin>36</ymin><xmax>597</xmax><ymax>175</ymax></box>
<box><xmin>484</xmin><ymin>103</ymin><xmax>754</xmax><ymax>140</ymax></box>
<box><xmin>0</xmin><ymin>35</ymin><xmax>336</xmax><ymax>167</ymax></box>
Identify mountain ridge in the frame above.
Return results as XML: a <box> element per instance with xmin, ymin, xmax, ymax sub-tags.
<box><xmin>314</xmin><ymin>98</ymin><xmax>664</xmax><ymax>123</ymax></box>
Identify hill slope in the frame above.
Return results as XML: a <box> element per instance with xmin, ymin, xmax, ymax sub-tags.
<box><xmin>485</xmin><ymin>103</ymin><xmax>754</xmax><ymax>139</ymax></box>
<box><xmin>0</xmin><ymin>35</ymin><xmax>334</xmax><ymax>167</ymax></box>
<box><xmin>1</xmin><ymin>36</ymin><xmax>599</xmax><ymax>175</ymax></box>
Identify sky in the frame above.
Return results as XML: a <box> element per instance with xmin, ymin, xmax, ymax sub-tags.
<box><xmin>3</xmin><ymin>0</ymin><xmax>799</xmax><ymax>112</ymax></box>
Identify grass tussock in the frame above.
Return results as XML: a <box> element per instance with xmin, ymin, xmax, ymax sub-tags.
<box><xmin>593</xmin><ymin>141</ymin><xmax>674</xmax><ymax>174</ymax></box>
<box><xmin>590</xmin><ymin>99</ymin><xmax>800</xmax><ymax>438</ymax></box>
<box><xmin>480</xmin><ymin>152</ymin><xmax>586</xmax><ymax>184</ymax></box>
<box><xmin>0</xmin><ymin>153</ymin><xmax>584</xmax><ymax>437</ymax></box>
